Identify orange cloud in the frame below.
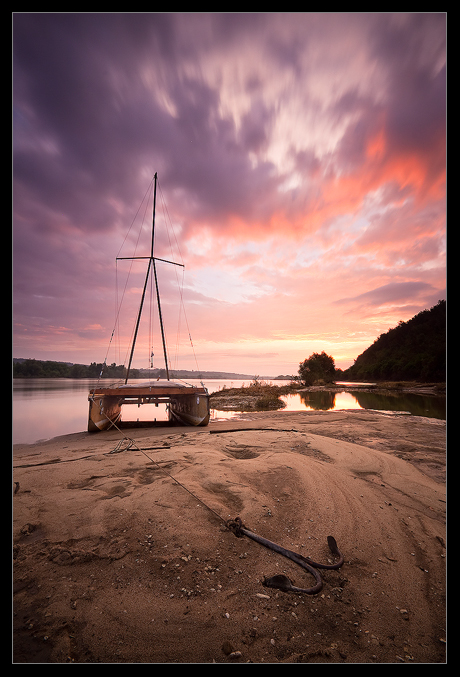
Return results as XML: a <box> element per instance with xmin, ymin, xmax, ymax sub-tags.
<box><xmin>185</xmin><ymin>123</ymin><xmax>444</xmax><ymax>253</ymax></box>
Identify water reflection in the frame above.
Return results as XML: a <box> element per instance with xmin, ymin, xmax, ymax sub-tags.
<box><xmin>298</xmin><ymin>390</ymin><xmax>337</xmax><ymax>410</ymax></box>
<box><xmin>13</xmin><ymin>378</ymin><xmax>445</xmax><ymax>445</ymax></box>
<box><xmin>283</xmin><ymin>389</ymin><xmax>445</xmax><ymax>419</ymax></box>
<box><xmin>350</xmin><ymin>390</ymin><xmax>446</xmax><ymax>419</ymax></box>
<box><xmin>13</xmin><ymin>378</ymin><xmax>119</xmax><ymax>395</ymax></box>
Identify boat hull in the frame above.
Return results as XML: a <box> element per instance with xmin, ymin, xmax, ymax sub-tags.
<box><xmin>88</xmin><ymin>381</ymin><xmax>210</xmax><ymax>431</ymax></box>
<box><xmin>169</xmin><ymin>394</ymin><xmax>210</xmax><ymax>426</ymax></box>
<box><xmin>88</xmin><ymin>395</ymin><xmax>122</xmax><ymax>432</ymax></box>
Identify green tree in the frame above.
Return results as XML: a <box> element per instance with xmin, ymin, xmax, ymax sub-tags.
<box><xmin>70</xmin><ymin>363</ymin><xmax>87</xmax><ymax>378</ymax></box>
<box><xmin>298</xmin><ymin>351</ymin><xmax>336</xmax><ymax>386</ymax></box>
<box><xmin>13</xmin><ymin>359</ymin><xmax>44</xmax><ymax>377</ymax></box>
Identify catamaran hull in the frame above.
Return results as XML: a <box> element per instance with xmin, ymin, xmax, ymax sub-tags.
<box><xmin>88</xmin><ymin>382</ymin><xmax>210</xmax><ymax>431</ymax></box>
<box><xmin>88</xmin><ymin>395</ymin><xmax>122</xmax><ymax>432</ymax></box>
<box><xmin>169</xmin><ymin>394</ymin><xmax>210</xmax><ymax>426</ymax></box>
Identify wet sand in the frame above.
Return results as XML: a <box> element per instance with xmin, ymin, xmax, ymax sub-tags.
<box><xmin>13</xmin><ymin>409</ymin><xmax>446</xmax><ymax>663</ymax></box>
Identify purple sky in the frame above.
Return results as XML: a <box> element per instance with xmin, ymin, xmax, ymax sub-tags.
<box><xmin>13</xmin><ymin>13</ymin><xmax>446</xmax><ymax>376</ymax></box>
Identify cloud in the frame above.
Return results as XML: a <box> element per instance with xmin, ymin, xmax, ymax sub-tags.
<box><xmin>13</xmin><ymin>13</ymin><xmax>446</xmax><ymax>373</ymax></box>
<box><xmin>334</xmin><ymin>280</ymin><xmax>439</xmax><ymax>312</ymax></box>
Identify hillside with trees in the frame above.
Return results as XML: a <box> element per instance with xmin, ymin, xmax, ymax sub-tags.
<box><xmin>343</xmin><ymin>300</ymin><xmax>446</xmax><ymax>382</ymax></box>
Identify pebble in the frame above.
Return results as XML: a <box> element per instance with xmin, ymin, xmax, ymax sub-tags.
<box><xmin>228</xmin><ymin>651</ymin><xmax>242</xmax><ymax>660</ymax></box>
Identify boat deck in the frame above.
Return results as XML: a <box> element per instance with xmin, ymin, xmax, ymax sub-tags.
<box><xmin>89</xmin><ymin>381</ymin><xmax>207</xmax><ymax>399</ymax></box>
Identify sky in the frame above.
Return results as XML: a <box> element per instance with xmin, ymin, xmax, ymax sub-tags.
<box><xmin>13</xmin><ymin>12</ymin><xmax>446</xmax><ymax>377</ymax></box>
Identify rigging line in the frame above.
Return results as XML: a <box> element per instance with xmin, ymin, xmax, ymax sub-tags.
<box><xmin>153</xmin><ymin>258</ymin><xmax>171</xmax><ymax>380</ymax></box>
<box><xmin>116</xmin><ymin>260</ymin><xmax>120</xmax><ymax>365</ymax></box>
<box><xmin>157</xmin><ymin>180</ymin><xmax>184</xmax><ymax>372</ymax></box>
<box><xmin>156</xmin><ymin>182</ymin><xmax>181</xmax><ymax>373</ymax></box>
<box><xmin>158</xmin><ymin>191</ymin><xmax>190</xmax><ymax>373</ymax></box>
<box><xmin>174</xmin><ymin>282</ymin><xmax>183</xmax><ymax>372</ymax></box>
<box><xmin>157</xmin><ymin>180</ymin><xmax>202</xmax><ymax>376</ymax></box>
<box><xmin>148</xmin><ymin>259</ymin><xmax>155</xmax><ymax>370</ymax></box>
<box><xmin>178</xmin><ymin>268</ymin><xmax>202</xmax><ymax>375</ymax></box>
<box><xmin>98</xmin><ymin>269</ymin><xmax>121</xmax><ymax>383</ymax></box>
<box><xmin>117</xmin><ymin>184</ymin><xmax>154</xmax><ymax>371</ymax></box>
<box><xmin>125</xmin><ymin>257</ymin><xmax>154</xmax><ymax>382</ymax></box>
<box><xmin>157</xmin><ymin>178</ymin><xmax>184</xmax><ymax>266</ymax></box>
<box><xmin>171</xmin><ymin>260</ymin><xmax>185</xmax><ymax>372</ymax></box>
<box><xmin>116</xmin><ymin>179</ymin><xmax>155</xmax><ymax>259</ymax></box>
<box><xmin>100</xmin><ymin>184</ymin><xmax>154</xmax><ymax>377</ymax></box>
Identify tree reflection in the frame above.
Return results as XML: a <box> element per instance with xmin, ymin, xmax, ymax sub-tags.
<box><xmin>351</xmin><ymin>391</ymin><xmax>446</xmax><ymax>419</ymax></box>
<box><xmin>299</xmin><ymin>390</ymin><xmax>336</xmax><ymax>410</ymax></box>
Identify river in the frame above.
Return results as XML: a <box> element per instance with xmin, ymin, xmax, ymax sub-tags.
<box><xmin>12</xmin><ymin>378</ymin><xmax>445</xmax><ymax>445</ymax></box>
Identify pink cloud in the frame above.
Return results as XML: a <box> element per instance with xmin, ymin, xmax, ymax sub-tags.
<box><xmin>13</xmin><ymin>13</ymin><xmax>446</xmax><ymax>374</ymax></box>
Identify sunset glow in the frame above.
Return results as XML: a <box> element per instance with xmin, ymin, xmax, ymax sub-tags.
<box><xmin>13</xmin><ymin>13</ymin><xmax>446</xmax><ymax>376</ymax></box>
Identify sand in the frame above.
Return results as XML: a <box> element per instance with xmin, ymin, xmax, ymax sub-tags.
<box><xmin>13</xmin><ymin>409</ymin><xmax>446</xmax><ymax>663</ymax></box>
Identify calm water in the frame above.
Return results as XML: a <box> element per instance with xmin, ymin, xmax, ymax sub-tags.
<box><xmin>12</xmin><ymin>378</ymin><xmax>446</xmax><ymax>445</ymax></box>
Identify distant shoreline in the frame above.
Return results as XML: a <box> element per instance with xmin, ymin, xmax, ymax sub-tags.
<box><xmin>12</xmin><ymin>371</ymin><xmax>445</xmax><ymax>394</ymax></box>
<box><xmin>12</xmin><ymin>358</ymin><xmax>274</xmax><ymax>381</ymax></box>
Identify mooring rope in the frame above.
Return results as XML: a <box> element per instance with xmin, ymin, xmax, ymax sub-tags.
<box><xmin>93</xmin><ymin>407</ymin><xmax>344</xmax><ymax>595</ymax></box>
<box><xmin>94</xmin><ymin>403</ymin><xmax>228</xmax><ymax>525</ymax></box>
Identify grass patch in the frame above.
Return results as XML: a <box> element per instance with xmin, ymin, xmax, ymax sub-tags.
<box><xmin>209</xmin><ymin>378</ymin><xmax>299</xmax><ymax>411</ymax></box>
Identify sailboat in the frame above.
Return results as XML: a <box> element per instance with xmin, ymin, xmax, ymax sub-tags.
<box><xmin>88</xmin><ymin>173</ymin><xmax>210</xmax><ymax>431</ymax></box>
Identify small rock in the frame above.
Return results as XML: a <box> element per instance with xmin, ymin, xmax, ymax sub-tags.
<box><xmin>228</xmin><ymin>651</ymin><xmax>242</xmax><ymax>660</ymax></box>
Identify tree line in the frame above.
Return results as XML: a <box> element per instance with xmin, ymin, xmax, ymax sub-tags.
<box><xmin>12</xmin><ymin>360</ymin><xmax>140</xmax><ymax>379</ymax></box>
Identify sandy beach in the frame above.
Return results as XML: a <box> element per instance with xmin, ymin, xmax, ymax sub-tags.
<box><xmin>13</xmin><ymin>409</ymin><xmax>446</xmax><ymax>663</ymax></box>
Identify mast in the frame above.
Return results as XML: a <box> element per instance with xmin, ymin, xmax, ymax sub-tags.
<box><xmin>119</xmin><ymin>173</ymin><xmax>184</xmax><ymax>383</ymax></box>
